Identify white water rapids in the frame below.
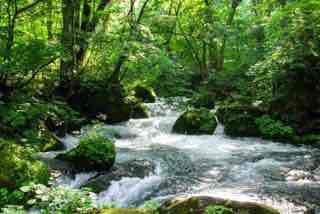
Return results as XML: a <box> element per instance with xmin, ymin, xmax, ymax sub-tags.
<box><xmin>43</xmin><ymin>99</ymin><xmax>320</xmax><ymax>214</ymax></box>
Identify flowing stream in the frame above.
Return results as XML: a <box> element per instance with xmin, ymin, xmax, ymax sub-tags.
<box><xmin>43</xmin><ymin>99</ymin><xmax>320</xmax><ymax>214</ymax></box>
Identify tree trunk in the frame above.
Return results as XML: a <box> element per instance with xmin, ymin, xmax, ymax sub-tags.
<box><xmin>60</xmin><ymin>0</ymin><xmax>78</xmax><ymax>96</ymax></box>
<box><xmin>46</xmin><ymin>0</ymin><xmax>53</xmax><ymax>41</ymax></box>
<box><xmin>218</xmin><ymin>0</ymin><xmax>242</xmax><ymax>72</ymax></box>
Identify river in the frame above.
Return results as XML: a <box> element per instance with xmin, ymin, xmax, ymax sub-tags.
<box><xmin>42</xmin><ymin>99</ymin><xmax>320</xmax><ymax>214</ymax></box>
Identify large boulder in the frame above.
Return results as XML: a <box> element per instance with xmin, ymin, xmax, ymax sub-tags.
<box><xmin>133</xmin><ymin>85</ymin><xmax>156</xmax><ymax>103</ymax></box>
<box><xmin>82</xmin><ymin>160</ymin><xmax>155</xmax><ymax>193</ymax></box>
<box><xmin>131</xmin><ymin>103</ymin><xmax>149</xmax><ymax>119</ymax></box>
<box><xmin>56</xmin><ymin>135</ymin><xmax>116</xmax><ymax>171</ymax></box>
<box><xmin>216</xmin><ymin>102</ymin><xmax>264</xmax><ymax>137</ymax></box>
<box><xmin>69</xmin><ymin>82</ymin><xmax>132</xmax><ymax>123</ymax></box>
<box><xmin>0</xmin><ymin>140</ymin><xmax>49</xmax><ymax>190</ymax></box>
<box><xmin>88</xmin><ymin>208</ymin><xmax>152</xmax><ymax>214</ymax></box>
<box><xmin>159</xmin><ymin>196</ymin><xmax>280</xmax><ymax>214</ymax></box>
<box><xmin>172</xmin><ymin>108</ymin><xmax>217</xmax><ymax>135</ymax></box>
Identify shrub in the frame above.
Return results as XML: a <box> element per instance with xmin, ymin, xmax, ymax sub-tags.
<box><xmin>0</xmin><ymin>140</ymin><xmax>49</xmax><ymax>190</ymax></box>
<box><xmin>0</xmin><ymin>188</ymin><xmax>25</xmax><ymax>208</ymax></box>
<box><xmin>20</xmin><ymin>184</ymin><xmax>95</xmax><ymax>214</ymax></box>
<box><xmin>255</xmin><ymin>115</ymin><xmax>296</xmax><ymax>142</ymax></box>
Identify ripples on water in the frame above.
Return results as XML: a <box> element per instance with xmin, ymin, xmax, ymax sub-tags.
<box><xmin>44</xmin><ymin>98</ymin><xmax>320</xmax><ymax>214</ymax></box>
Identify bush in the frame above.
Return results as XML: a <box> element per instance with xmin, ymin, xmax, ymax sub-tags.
<box><xmin>0</xmin><ymin>99</ymin><xmax>86</xmax><ymax>137</ymax></box>
<box><xmin>0</xmin><ymin>189</ymin><xmax>25</xmax><ymax>209</ymax></box>
<box><xmin>255</xmin><ymin>115</ymin><xmax>296</xmax><ymax>142</ymax></box>
<box><xmin>0</xmin><ymin>140</ymin><xmax>49</xmax><ymax>190</ymax></box>
<box><xmin>20</xmin><ymin>184</ymin><xmax>94</xmax><ymax>214</ymax></box>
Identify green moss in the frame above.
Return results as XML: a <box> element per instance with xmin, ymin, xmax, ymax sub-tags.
<box><xmin>0</xmin><ymin>140</ymin><xmax>49</xmax><ymax>190</ymax></box>
<box><xmin>217</xmin><ymin>103</ymin><xmax>263</xmax><ymax>137</ymax></box>
<box><xmin>160</xmin><ymin>197</ymin><xmax>200</xmax><ymax>214</ymax></box>
<box><xmin>172</xmin><ymin>108</ymin><xmax>217</xmax><ymax>135</ymax></box>
<box><xmin>159</xmin><ymin>197</ymin><xmax>280</xmax><ymax>214</ymax></box>
<box><xmin>97</xmin><ymin>208</ymin><xmax>153</xmax><ymax>214</ymax></box>
<box><xmin>56</xmin><ymin>135</ymin><xmax>116</xmax><ymax>171</ymax></box>
<box><xmin>131</xmin><ymin>103</ymin><xmax>149</xmax><ymax>119</ymax></box>
<box><xmin>205</xmin><ymin>205</ymin><xmax>234</xmax><ymax>214</ymax></box>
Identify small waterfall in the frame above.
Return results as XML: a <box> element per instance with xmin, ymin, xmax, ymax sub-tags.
<box><xmin>60</xmin><ymin>134</ymin><xmax>80</xmax><ymax>150</ymax></box>
<box><xmin>96</xmin><ymin>162</ymin><xmax>163</xmax><ymax>207</ymax></box>
<box><xmin>97</xmin><ymin>175</ymin><xmax>163</xmax><ymax>207</ymax></box>
<box><xmin>54</xmin><ymin>172</ymin><xmax>98</xmax><ymax>188</ymax></box>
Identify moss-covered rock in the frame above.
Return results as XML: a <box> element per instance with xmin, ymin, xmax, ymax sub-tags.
<box><xmin>0</xmin><ymin>140</ymin><xmax>49</xmax><ymax>190</ymax></box>
<box><xmin>172</xmin><ymin>108</ymin><xmax>217</xmax><ymax>135</ymax></box>
<box><xmin>56</xmin><ymin>135</ymin><xmax>116</xmax><ymax>171</ymax></box>
<box><xmin>69</xmin><ymin>82</ymin><xmax>132</xmax><ymax>123</ymax></box>
<box><xmin>159</xmin><ymin>196</ymin><xmax>280</xmax><ymax>214</ymax></box>
<box><xmin>133</xmin><ymin>85</ymin><xmax>156</xmax><ymax>103</ymax></box>
<box><xmin>89</xmin><ymin>208</ymin><xmax>152</xmax><ymax>214</ymax></box>
<box><xmin>216</xmin><ymin>102</ymin><xmax>264</xmax><ymax>137</ymax></box>
<box><xmin>131</xmin><ymin>103</ymin><xmax>149</xmax><ymax>119</ymax></box>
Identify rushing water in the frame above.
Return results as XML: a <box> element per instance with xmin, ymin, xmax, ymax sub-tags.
<box><xmin>45</xmin><ymin>99</ymin><xmax>320</xmax><ymax>214</ymax></box>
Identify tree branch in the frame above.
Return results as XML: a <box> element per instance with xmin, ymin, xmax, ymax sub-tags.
<box><xmin>16</xmin><ymin>57</ymin><xmax>58</xmax><ymax>89</ymax></box>
<box><xmin>16</xmin><ymin>0</ymin><xmax>46</xmax><ymax>16</ymax></box>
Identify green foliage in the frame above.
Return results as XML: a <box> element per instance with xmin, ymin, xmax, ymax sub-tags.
<box><xmin>255</xmin><ymin>115</ymin><xmax>296</xmax><ymax>142</ymax></box>
<box><xmin>0</xmin><ymin>140</ymin><xmax>49</xmax><ymax>190</ymax></box>
<box><xmin>143</xmin><ymin>200</ymin><xmax>161</xmax><ymax>212</ymax></box>
<box><xmin>20</xmin><ymin>184</ymin><xmax>94</xmax><ymax>214</ymax></box>
<box><xmin>0</xmin><ymin>189</ymin><xmax>25</xmax><ymax>209</ymax></box>
<box><xmin>0</xmin><ymin>99</ymin><xmax>85</xmax><ymax>136</ymax></box>
<box><xmin>204</xmin><ymin>205</ymin><xmax>234</xmax><ymax>214</ymax></box>
<box><xmin>0</xmin><ymin>205</ymin><xmax>26</xmax><ymax>214</ymax></box>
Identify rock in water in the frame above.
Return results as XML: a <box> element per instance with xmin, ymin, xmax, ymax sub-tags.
<box><xmin>216</xmin><ymin>102</ymin><xmax>264</xmax><ymax>137</ymax></box>
<box><xmin>69</xmin><ymin>82</ymin><xmax>132</xmax><ymax>123</ymax></box>
<box><xmin>133</xmin><ymin>85</ymin><xmax>156</xmax><ymax>103</ymax></box>
<box><xmin>159</xmin><ymin>196</ymin><xmax>280</xmax><ymax>214</ymax></box>
<box><xmin>172</xmin><ymin>108</ymin><xmax>217</xmax><ymax>135</ymax></box>
<box><xmin>88</xmin><ymin>208</ymin><xmax>152</xmax><ymax>214</ymax></box>
<box><xmin>56</xmin><ymin>135</ymin><xmax>115</xmax><ymax>171</ymax></box>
